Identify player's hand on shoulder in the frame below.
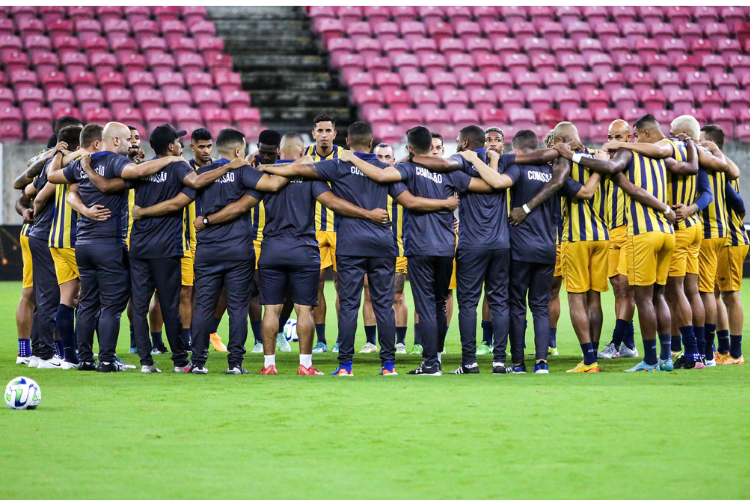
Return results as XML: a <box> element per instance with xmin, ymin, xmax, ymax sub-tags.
<box><xmin>594</xmin><ymin>149</ymin><xmax>609</xmax><ymax>160</ymax></box>
<box><xmin>508</xmin><ymin>206</ymin><xmax>527</xmax><ymax>226</ymax></box>
<box><xmin>368</xmin><ymin>208</ymin><xmax>389</xmax><ymax>225</ymax></box>
<box><xmin>54</xmin><ymin>141</ymin><xmax>68</xmax><ymax>152</ymax></box>
<box><xmin>22</xmin><ymin>208</ymin><xmax>34</xmax><ymax>225</ymax></box>
<box><xmin>227</xmin><ymin>158</ymin><xmax>249</xmax><ymax>170</ymax></box>
<box><xmin>339</xmin><ymin>150</ymin><xmax>355</xmax><ymax>162</ymax></box>
<box><xmin>601</xmin><ymin>141</ymin><xmax>622</xmax><ymax>153</ymax></box>
<box><xmin>458</xmin><ymin>150</ymin><xmax>478</xmax><ymax>161</ymax></box>
<box><xmin>487</xmin><ymin>150</ymin><xmax>500</xmax><ymax>159</ymax></box>
<box><xmin>136</xmin><ymin>149</ymin><xmax>145</xmax><ymax>161</ymax></box>
<box><xmin>554</xmin><ymin>142</ymin><xmax>573</xmax><ymax>160</ymax></box>
<box><xmin>445</xmin><ymin>195</ymin><xmax>459</xmax><ymax>211</ymax></box>
<box><xmin>245</xmin><ymin>151</ymin><xmax>258</xmax><ymax>165</ymax></box>
<box><xmin>700</xmin><ymin>140</ymin><xmax>719</xmax><ymax>154</ymax></box>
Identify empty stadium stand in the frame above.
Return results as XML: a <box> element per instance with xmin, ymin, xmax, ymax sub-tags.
<box><xmin>309</xmin><ymin>6</ymin><xmax>750</xmax><ymax>142</ymax></box>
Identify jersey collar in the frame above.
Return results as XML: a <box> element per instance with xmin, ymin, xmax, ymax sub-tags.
<box><xmin>353</xmin><ymin>152</ymin><xmax>376</xmax><ymax>160</ymax></box>
<box><xmin>274</xmin><ymin>159</ymin><xmax>295</xmax><ymax>164</ymax></box>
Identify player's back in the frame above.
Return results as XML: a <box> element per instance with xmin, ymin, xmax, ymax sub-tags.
<box><xmin>626</xmin><ymin>151</ymin><xmax>673</xmax><ymax>236</ymax></box>
<box><xmin>508</xmin><ymin>163</ymin><xmax>557</xmax><ymax>263</ymax></box>
<box><xmin>663</xmin><ymin>137</ymin><xmax>700</xmax><ymax>230</ymax></box>
<box><xmin>561</xmin><ymin>148</ymin><xmax>608</xmax><ymax>242</ymax></box>
<box><xmin>698</xmin><ymin>144</ymin><xmax>728</xmax><ymax>239</ymax></box>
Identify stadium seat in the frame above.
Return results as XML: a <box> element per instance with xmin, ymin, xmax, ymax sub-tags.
<box><xmin>527</xmin><ymin>89</ymin><xmax>553</xmax><ymax>114</ymax></box>
<box><xmin>497</xmin><ymin>89</ymin><xmax>525</xmax><ymax>112</ymax></box>
<box><xmin>696</xmin><ymin>89</ymin><xmax>724</xmax><ymax>115</ymax></box>
<box><xmin>668</xmin><ymin>89</ymin><xmax>696</xmax><ymax>114</ymax></box>
<box><xmin>657</xmin><ymin>72</ymin><xmax>683</xmax><ymax>94</ymax></box>
<box><xmin>481</xmin><ymin>108</ymin><xmax>508</xmax><ymax>126</ymax></box>
<box><xmin>555</xmin><ymin>89</ymin><xmax>582</xmax><ymax>115</ymax></box>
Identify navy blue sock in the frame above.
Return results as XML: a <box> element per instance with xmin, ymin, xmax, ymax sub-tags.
<box><xmin>671</xmin><ymin>334</ymin><xmax>683</xmax><ymax>353</ymax></box>
<box><xmin>704</xmin><ymin>323</ymin><xmax>716</xmax><ymax>360</ymax></box>
<box><xmin>151</xmin><ymin>330</ymin><xmax>163</xmax><ymax>347</ymax></box>
<box><xmin>315</xmin><ymin>323</ymin><xmax>326</xmax><ymax>345</ymax></box>
<box><xmin>251</xmin><ymin>320</ymin><xmax>262</xmax><ymax>344</ymax></box>
<box><xmin>643</xmin><ymin>338</ymin><xmax>658</xmax><ymax>365</ymax></box>
<box><xmin>680</xmin><ymin>325</ymin><xmax>699</xmax><ymax>361</ymax></box>
<box><xmin>209</xmin><ymin>315</ymin><xmax>222</xmax><ymax>333</ymax></box>
<box><xmin>364</xmin><ymin>325</ymin><xmax>376</xmax><ymax>345</ymax></box>
<box><xmin>549</xmin><ymin>327</ymin><xmax>557</xmax><ymax>348</ymax></box>
<box><xmin>695</xmin><ymin>326</ymin><xmax>706</xmax><ymax>358</ymax></box>
<box><xmin>592</xmin><ymin>341</ymin><xmax>599</xmax><ymax>353</ymax></box>
<box><xmin>54</xmin><ymin>339</ymin><xmax>64</xmax><ymax>358</ymax></box>
<box><xmin>611</xmin><ymin>319</ymin><xmax>628</xmax><ymax>348</ymax></box>
<box><xmin>129</xmin><ymin>324</ymin><xmax>136</xmax><ymax>348</ymax></box>
<box><xmin>730</xmin><ymin>335</ymin><xmax>742</xmax><ymax>359</ymax></box>
<box><xmin>717</xmin><ymin>329</ymin><xmax>730</xmax><ymax>354</ymax></box>
<box><xmin>18</xmin><ymin>338</ymin><xmax>31</xmax><ymax>357</ymax></box>
<box><xmin>56</xmin><ymin>304</ymin><xmax>78</xmax><ymax>364</ymax></box>
<box><xmin>180</xmin><ymin>328</ymin><xmax>191</xmax><ymax>348</ymax></box>
<box><xmin>581</xmin><ymin>342</ymin><xmax>596</xmax><ymax>365</ymax></box>
<box><xmin>624</xmin><ymin>321</ymin><xmax>636</xmax><ymax>349</ymax></box>
<box><xmin>481</xmin><ymin>320</ymin><xmax>493</xmax><ymax>345</ymax></box>
<box><xmin>658</xmin><ymin>334</ymin><xmax>671</xmax><ymax>361</ymax></box>
<box><xmin>396</xmin><ymin>326</ymin><xmax>407</xmax><ymax>345</ymax></box>
<box><xmin>414</xmin><ymin>328</ymin><xmax>421</xmax><ymax>345</ymax></box>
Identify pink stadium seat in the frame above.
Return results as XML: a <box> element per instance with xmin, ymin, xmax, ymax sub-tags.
<box><xmin>622</xmin><ymin>22</ymin><xmax>647</xmax><ymax>39</ymax></box>
<box><xmin>440</xmin><ymin>88</ymin><xmax>469</xmax><ymax>113</ymax></box>
<box><xmin>80</xmin><ymin>35</ymin><xmax>107</xmax><ymax>53</ymax></box>
<box><xmin>603</xmin><ymin>37</ymin><xmax>631</xmax><ymax>60</ymax></box>
<box><xmin>667</xmin><ymin>89</ymin><xmax>695</xmax><ymax>114</ymax></box>
<box><xmin>374</xmin><ymin>72</ymin><xmax>402</xmax><ymax>94</ymax></box>
<box><xmin>690</xmin><ymin>39</ymin><xmax>714</xmax><ymax>58</ymax></box>
<box><xmin>515</xmin><ymin>72</ymin><xmax>541</xmax><ymax>93</ymax></box>
<box><xmin>538</xmin><ymin>22</ymin><xmax>564</xmax><ymax>40</ymax></box>
<box><xmin>585</xmin><ymin>89</ymin><xmax>610</xmax><ymax>112</ymax></box>
<box><xmin>665</xmin><ymin>7</ymin><xmax>691</xmax><ymax>24</ymax></box>
<box><xmin>735</xmin><ymin>124</ymin><xmax>750</xmax><ymax>142</ymax></box>
<box><xmin>395</xmin><ymin>108</ymin><xmax>422</xmax><ymax>128</ymax></box>
<box><xmin>564</xmin><ymin>108</ymin><xmax>592</xmax><ymax>125</ymax></box>
<box><xmin>457</xmin><ymin>72</ymin><xmax>485</xmax><ymax>91</ymax></box>
<box><xmin>402</xmin><ymin>71</ymin><xmax>429</xmax><ymax>91</ymax></box>
<box><xmin>382</xmin><ymin>38</ymin><xmax>409</xmax><ymax>56</ymax></box>
<box><xmin>430</xmin><ymin>72</ymin><xmax>458</xmax><ymax>91</ymax></box>
<box><xmin>630</xmin><ymin>71</ymin><xmax>656</xmax><ymax>96</ymax></box>
<box><xmin>481</xmin><ymin>108</ymin><xmax>508</xmax><ymax>126</ymax></box>
<box><xmin>0</xmin><ymin>104</ymin><xmax>22</xmax><ymax>122</ymax></box>
<box><xmin>558</xmin><ymin>52</ymin><xmax>586</xmax><ymax>74</ymax></box>
<box><xmin>438</xmin><ymin>38</ymin><xmax>465</xmax><ymax>56</ymax></box>
<box><xmin>427</xmin><ymin>21</ymin><xmax>454</xmax><ymax>43</ymax></box>
<box><xmin>578</xmin><ymin>38</ymin><xmax>603</xmax><ymax>56</ymax></box>
<box><xmin>135</xmin><ymin>88</ymin><xmax>165</xmax><ymax>105</ymax></box>
<box><xmin>392</xmin><ymin>53</ymin><xmax>419</xmax><ymax>71</ymax></box>
<box><xmin>142</xmin><ymin>106</ymin><xmax>173</xmax><ymax>124</ymax></box>
<box><xmin>26</xmin><ymin>121</ymin><xmax>52</xmax><ymax>142</ymax></box>
<box><xmin>485</xmin><ymin>72</ymin><xmax>513</xmax><ymax>93</ymax></box>
<box><xmin>223</xmin><ymin>89</ymin><xmax>250</xmax><ymax>106</ymax></box>
<box><xmin>127</xmin><ymin>71</ymin><xmax>157</xmax><ymax>88</ymax></box>
<box><xmin>364</xmin><ymin>107</ymin><xmax>394</xmax><ymax>125</ymax></box>
<box><xmin>583</xmin><ymin>6</ymin><xmax>608</xmax><ymax>23</ymax></box>
<box><xmin>568</xmin><ymin>71</ymin><xmax>597</xmax><ymax>95</ymax></box>
<box><xmin>346</xmin><ymin>71</ymin><xmax>374</xmax><ymax>89</ymax></box>
<box><xmin>447</xmin><ymin>53</ymin><xmax>473</xmax><ymax>71</ymax></box>
<box><xmin>673</xmin><ymin>54</ymin><xmax>700</xmax><ymax>80</ymax></box>
<box><xmin>705</xmin><ymin>22</ymin><xmax>729</xmax><ymax>47</ymax></box>
<box><xmin>90</xmin><ymin>52</ymin><xmax>117</xmax><ymax>70</ymax></box>
<box><xmin>633</xmin><ymin>38</ymin><xmax>659</xmax><ymax>58</ymax></box>
<box><xmin>39</xmin><ymin>70</ymin><xmax>67</xmax><ymax>88</ymax></box>
<box><xmin>18</xmin><ymin>17</ymin><xmax>45</xmax><ymax>35</ymax></box>
<box><xmin>353</xmin><ymin>38</ymin><xmax>379</xmax><ymax>59</ymax></box>
<box><xmin>373</xmin><ymin>124</ymin><xmax>406</xmax><ymax>143</ymax></box>
<box><xmin>452</xmin><ymin>108</ymin><xmax>480</xmax><ymax>127</ymax></box>
<box><xmin>75</xmin><ymin>86</ymin><xmax>104</xmax><ymax>105</ymax></box>
<box><xmin>527</xmin><ymin>88</ymin><xmax>553</xmax><ymax>114</ymax></box>
<box><xmin>615</xmin><ymin>53</ymin><xmax>642</xmax><ymax>74</ymax></box>
<box><xmin>410</xmin><ymin>37</ymin><xmax>437</xmax><ymax>56</ymax></box>
<box><xmin>205</xmin><ymin>52</ymin><xmax>232</xmax><ymax>71</ymax></box>
<box><xmin>537</xmin><ymin>109</ymin><xmax>562</xmax><ymax>128</ymax></box>
<box><xmin>531</xmin><ymin>53</ymin><xmax>555</xmax><ymax>74</ymax></box>
<box><xmin>67</xmin><ymin>70</ymin><xmax>96</xmax><ymax>87</ymax></box>
<box><xmin>410</xmin><ymin>88</ymin><xmax>440</xmax><ymax>110</ymax></box>
<box><xmin>612</xmin><ymin>88</ymin><xmax>638</xmax><ymax>113</ymax></box>
<box><xmin>468</xmin><ymin>88</ymin><xmax>497</xmax><ymax>116</ymax></box>
<box><xmin>338</xmin><ymin>6</ymin><xmax>363</xmax><ymax>22</ymax></box>
<box><xmin>661</xmin><ymin>38</ymin><xmax>688</xmax><ymax>57</ymax></box>
<box><xmin>508</xmin><ymin>108</ymin><xmax>536</xmax><ymax>127</ymax></box>
<box><xmin>9</xmin><ymin>69</ymin><xmax>38</xmax><ymax>87</ymax></box>
<box><xmin>657</xmin><ymin>72</ymin><xmax>682</xmax><ymax>94</ymax></box>
<box><xmin>713</xmin><ymin>73</ymin><xmax>740</xmax><ymax>99</ymax></box>
<box><xmin>696</xmin><ymin>89</ymin><xmax>723</xmax><ymax>115</ymax></box>
<box><xmin>729</xmin><ymin>54</ymin><xmax>750</xmax><ymax>80</ymax></box>
<box><xmin>16</xmin><ymin>86</ymin><xmax>43</xmax><ymax>105</ymax></box>
<box><xmin>456</xmin><ymin>21</ymin><xmax>481</xmax><ymax>38</ymax></box>
<box><xmin>105</xmin><ymin>87</ymin><xmax>133</xmax><ymax>104</ymax></box>
<box><xmin>113</xmin><ymin>106</ymin><xmax>144</xmax><ymax>125</ymax></box>
<box><xmin>554</xmin><ymin>6</ymin><xmax>580</xmax><ymax>24</ymax></box>
<box><xmin>501</xmin><ymin>6</ymin><xmax>527</xmax><ymax>26</ymax></box>
<box><xmin>363</xmin><ymin>6</ymin><xmax>389</xmax><ymax>25</ymax></box>
<box><xmin>140</xmin><ymin>35</ymin><xmax>168</xmax><ymax>54</ymax></box>
<box><xmin>232</xmin><ymin>107</ymin><xmax>260</xmax><ymax>124</ymax></box>
<box><xmin>554</xmin><ymin>88</ymin><xmax>581</xmax><ymax>115</ymax></box>
<box><xmin>593</xmin><ymin>107</ymin><xmax>618</xmax><ymax>124</ymax></box>
<box><xmin>214</xmin><ymin>71</ymin><xmax>241</xmax><ymax>89</ymax></box>
<box><xmin>97</xmin><ymin>69</ymin><xmax>125</xmax><ymax>89</ymax></box>
<box><xmin>677</xmin><ymin>23</ymin><xmax>703</xmax><ymax>46</ymax></box>
<box><xmin>83</xmin><ymin>106</ymin><xmax>112</xmax><ymax>123</ymax></box>
<box><xmin>497</xmin><ymin>88</ymin><xmax>525</xmax><ymax>112</ymax></box>
<box><xmin>644</xmin><ymin>54</ymin><xmax>670</xmax><ymax>78</ymax></box>
<box><xmin>587</xmin><ymin>53</ymin><xmax>613</xmax><ymax>75</ymax></box>
<box><xmin>176</xmin><ymin>53</ymin><xmax>205</xmax><ymax>71</ymax></box>
<box><xmin>593</xmin><ymin>22</ymin><xmax>621</xmax><ymax>43</ymax></box>
<box><xmin>25</xmin><ymin>35</ymin><xmax>52</xmax><ymax>52</ymax></box>
<box><xmin>709</xmin><ymin>108</ymin><xmax>736</xmax><ymax>132</ymax></box>
<box><xmin>684</xmin><ymin>71</ymin><xmax>711</xmax><ymax>94</ymax></box>
<box><xmin>399</xmin><ymin>21</ymin><xmax>426</xmax><ymax>40</ymax></box>
<box><xmin>523</xmin><ymin>37</ymin><xmax>550</xmax><ymax>58</ymax></box>
<box><xmin>565</xmin><ymin>21</ymin><xmax>591</xmax><ymax>43</ymax></box>
<box><xmin>503</xmin><ymin>53</ymin><xmax>530</xmax><ymax>78</ymax></box>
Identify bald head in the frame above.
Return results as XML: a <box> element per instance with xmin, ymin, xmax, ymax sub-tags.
<box><xmin>279</xmin><ymin>132</ymin><xmax>304</xmax><ymax>160</ymax></box>
<box><xmin>102</xmin><ymin>122</ymin><xmax>132</xmax><ymax>156</ymax></box>
<box><xmin>607</xmin><ymin>120</ymin><xmax>631</xmax><ymax>143</ymax></box>
<box><xmin>552</xmin><ymin>121</ymin><xmax>579</xmax><ymax>145</ymax></box>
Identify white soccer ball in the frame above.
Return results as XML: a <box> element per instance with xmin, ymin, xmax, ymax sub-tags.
<box><xmin>5</xmin><ymin>377</ymin><xmax>41</xmax><ymax>410</ymax></box>
<box><xmin>284</xmin><ymin>319</ymin><xmax>298</xmax><ymax>342</ymax></box>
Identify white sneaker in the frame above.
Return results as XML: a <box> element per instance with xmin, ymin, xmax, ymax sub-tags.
<box><xmin>37</xmin><ymin>357</ymin><xmax>63</xmax><ymax>369</ymax></box>
<box><xmin>28</xmin><ymin>356</ymin><xmax>40</xmax><ymax>368</ymax></box>
<box><xmin>618</xmin><ymin>344</ymin><xmax>639</xmax><ymax>358</ymax></box>
<box><xmin>705</xmin><ymin>358</ymin><xmax>717</xmax><ymax>367</ymax></box>
<box><xmin>16</xmin><ymin>356</ymin><xmax>31</xmax><ymax>365</ymax></box>
<box><xmin>359</xmin><ymin>342</ymin><xmax>379</xmax><ymax>353</ymax></box>
<box><xmin>598</xmin><ymin>343</ymin><xmax>620</xmax><ymax>359</ymax></box>
<box><xmin>277</xmin><ymin>333</ymin><xmax>292</xmax><ymax>352</ymax></box>
<box><xmin>395</xmin><ymin>343</ymin><xmax>407</xmax><ymax>354</ymax></box>
<box><xmin>141</xmin><ymin>365</ymin><xmax>162</xmax><ymax>373</ymax></box>
<box><xmin>115</xmin><ymin>358</ymin><xmax>136</xmax><ymax>370</ymax></box>
<box><xmin>251</xmin><ymin>341</ymin><xmax>264</xmax><ymax>353</ymax></box>
<box><xmin>62</xmin><ymin>361</ymin><xmax>78</xmax><ymax>370</ymax></box>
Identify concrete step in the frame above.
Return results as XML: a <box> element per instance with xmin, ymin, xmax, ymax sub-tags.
<box><xmin>240</xmin><ymin>70</ymin><xmax>333</xmax><ymax>91</ymax></box>
<box><xmin>207</xmin><ymin>6</ymin><xmax>300</xmax><ymax>21</ymax></box>
<box><xmin>231</xmin><ymin>53</ymin><xmax>326</xmax><ymax>71</ymax></box>
<box><xmin>260</xmin><ymin>105</ymin><xmax>354</xmax><ymax>124</ymax></box>
<box><xmin>249</xmin><ymin>89</ymin><xmax>349</xmax><ymax>108</ymax></box>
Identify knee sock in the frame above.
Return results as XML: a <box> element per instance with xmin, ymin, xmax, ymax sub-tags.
<box><xmin>624</xmin><ymin>321</ymin><xmax>636</xmax><ymax>350</ymax></box>
<box><xmin>364</xmin><ymin>325</ymin><xmax>376</xmax><ymax>345</ymax></box>
<box><xmin>180</xmin><ymin>328</ymin><xmax>191</xmax><ymax>348</ymax></box>
<box><xmin>704</xmin><ymin>323</ymin><xmax>716</xmax><ymax>360</ymax></box>
<box><xmin>18</xmin><ymin>338</ymin><xmax>31</xmax><ymax>357</ymax></box>
<box><xmin>56</xmin><ymin>304</ymin><xmax>78</xmax><ymax>364</ymax></box>
<box><xmin>643</xmin><ymin>338</ymin><xmax>657</xmax><ymax>365</ymax></box>
<box><xmin>671</xmin><ymin>334</ymin><xmax>683</xmax><ymax>353</ymax></box>
<box><xmin>251</xmin><ymin>320</ymin><xmax>262</xmax><ymax>344</ymax></box>
<box><xmin>730</xmin><ymin>335</ymin><xmax>742</xmax><ymax>359</ymax></box>
<box><xmin>592</xmin><ymin>341</ymin><xmax>599</xmax><ymax>353</ymax></box>
<box><xmin>680</xmin><ymin>325</ymin><xmax>699</xmax><ymax>361</ymax></box>
<box><xmin>315</xmin><ymin>324</ymin><xmax>326</xmax><ymax>345</ymax></box>
<box><xmin>129</xmin><ymin>324</ymin><xmax>136</xmax><ymax>349</ymax></box>
<box><xmin>414</xmin><ymin>329</ymin><xmax>421</xmax><ymax>346</ymax></box>
<box><xmin>694</xmin><ymin>326</ymin><xmax>706</xmax><ymax>358</ymax></box>
<box><xmin>717</xmin><ymin>329</ymin><xmax>730</xmax><ymax>354</ymax></box>
<box><xmin>396</xmin><ymin>326</ymin><xmax>407</xmax><ymax>345</ymax></box>
<box><xmin>611</xmin><ymin>319</ymin><xmax>629</xmax><ymax>348</ymax></box>
<box><xmin>54</xmin><ymin>340</ymin><xmax>64</xmax><ymax>358</ymax></box>
<box><xmin>581</xmin><ymin>342</ymin><xmax>596</xmax><ymax>365</ymax></box>
<box><xmin>549</xmin><ymin>327</ymin><xmax>557</xmax><ymax>348</ymax></box>
<box><xmin>481</xmin><ymin>320</ymin><xmax>493</xmax><ymax>345</ymax></box>
<box><xmin>151</xmin><ymin>330</ymin><xmax>163</xmax><ymax>347</ymax></box>
<box><xmin>658</xmin><ymin>334</ymin><xmax>671</xmax><ymax>361</ymax></box>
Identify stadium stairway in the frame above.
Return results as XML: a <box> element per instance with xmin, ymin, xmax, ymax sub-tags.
<box><xmin>208</xmin><ymin>6</ymin><xmax>356</xmax><ymax>136</ymax></box>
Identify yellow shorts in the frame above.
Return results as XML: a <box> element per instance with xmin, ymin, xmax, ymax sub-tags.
<box><xmin>608</xmin><ymin>225</ymin><xmax>628</xmax><ymax>278</ymax></box>
<box><xmin>50</xmin><ymin>247</ymin><xmax>79</xmax><ymax>285</ymax></box>
<box><xmin>554</xmin><ymin>244</ymin><xmax>562</xmax><ymax>277</ymax></box>
<box><xmin>699</xmin><ymin>237</ymin><xmax>728</xmax><ymax>292</ymax></box>
<box><xmin>561</xmin><ymin>240</ymin><xmax>609</xmax><ymax>293</ymax></box>
<box><xmin>449</xmin><ymin>257</ymin><xmax>457</xmax><ymax>290</ymax></box>
<box><xmin>396</xmin><ymin>256</ymin><xmax>408</xmax><ymax>274</ymax></box>
<box><xmin>627</xmin><ymin>231</ymin><xmax>675</xmax><ymax>287</ymax></box>
<box><xmin>317</xmin><ymin>230</ymin><xmax>337</xmax><ymax>271</ymax></box>
<box><xmin>669</xmin><ymin>223</ymin><xmax>703</xmax><ymax>277</ymax></box>
<box><xmin>717</xmin><ymin>244</ymin><xmax>749</xmax><ymax>292</ymax></box>
<box><xmin>20</xmin><ymin>235</ymin><xmax>33</xmax><ymax>289</ymax></box>
<box><xmin>253</xmin><ymin>240</ymin><xmax>261</xmax><ymax>270</ymax></box>
<box><xmin>181</xmin><ymin>252</ymin><xmax>194</xmax><ymax>287</ymax></box>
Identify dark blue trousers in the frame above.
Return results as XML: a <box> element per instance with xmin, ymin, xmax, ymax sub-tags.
<box><xmin>130</xmin><ymin>256</ymin><xmax>189</xmax><ymax>367</ymax></box>
<box><xmin>456</xmin><ymin>247</ymin><xmax>510</xmax><ymax>365</ymax></box>
<box><xmin>408</xmin><ymin>255</ymin><xmax>453</xmax><ymax>366</ymax></box>
<box><xmin>509</xmin><ymin>260</ymin><xmax>554</xmax><ymax>363</ymax></box>
<box><xmin>336</xmin><ymin>255</ymin><xmax>396</xmax><ymax>366</ymax></box>
<box><xmin>29</xmin><ymin>236</ymin><xmax>59</xmax><ymax>360</ymax></box>
<box><xmin>75</xmin><ymin>244</ymin><xmax>130</xmax><ymax>364</ymax></box>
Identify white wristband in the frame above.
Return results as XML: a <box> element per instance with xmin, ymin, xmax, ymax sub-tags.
<box><xmin>523</xmin><ymin>204</ymin><xmax>531</xmax><ymax>214</ymax></box>
<box><xmin>664</xmin><ymin>207</ymin><xmax>671</xmax><ymax>215</ymax></box>
<box><xmin>572</xmin><ymin>153</ymin><xmax>583</xmax><ymax>164</ymax></box>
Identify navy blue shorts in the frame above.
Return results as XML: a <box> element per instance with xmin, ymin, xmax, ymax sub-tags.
<box><xmin>259</xmin><ymin>264</ymin><xmax>319</xmax><ymax>306</ymax></box>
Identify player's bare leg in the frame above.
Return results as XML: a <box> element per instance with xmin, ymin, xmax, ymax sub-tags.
<box><xmin>260</xmin><ymin>304</ymin><xmax>283</xmax><ymax>374</ymax></box>
<box><xmin>548</xmin><ymin>276</ymin><xmax>562</xmax><ymax>355</ymax></box>
<box><xmin>360</xmin><ymin>275</ymin><xmax>378</xmax><ymax>353</ymax></box>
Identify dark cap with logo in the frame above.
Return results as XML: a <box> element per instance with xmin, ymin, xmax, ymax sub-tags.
<box><xmin>150</xmin><ymin>124</ymin><xmax>187</xmax><ymax>151</ymax></box>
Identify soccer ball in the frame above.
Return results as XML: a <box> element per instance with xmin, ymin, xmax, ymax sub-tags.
<box><xmin>284</xmin><ymin>319</ymin><xmax>299</xmax><ymax>342</ymax></box>
<box><xmin>5</xmin><ymin>377</ymin><xmax>41</xmax><ymax>410</ymax></box>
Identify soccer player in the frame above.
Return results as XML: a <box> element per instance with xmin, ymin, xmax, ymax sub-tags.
<box><xmin>361</xmin><ymin>142</ymin><xmax>410</xmax><ymax>354</ymax></box>
<box><xmin>485</xmin><ymin>126</ymin><xmax>505</xmax><ymax>154</ymax></box>
<box><xmin>262</xmin><ymin>122</ymin><xmax>454</xmax><ymax>375</ymax></box>
<box><xmin>15</xmin><ymin>191</ymin><xmax>35</xmax><ymax>364</ymax></box>
<box><xmin>305</xmin><ymin>114</ymin><xmax>343</xmax><ymax>353</ymax></box>
<box><xmin>554</xmin><ymin>115</ymin><xmax>681</xmax><ymax>372</ymax></box>
<box><xmin>47</xmin><ymin>122</ymin><xmax>185</xmax><ymax>371</ymax></box>
<box><xmin>127</xmin><ymin>125</ymin><xmax>145</xmax><ymax>162</ymax></box>
<box><xmin>596</xmin><ymin>120</ymin><xmax>639</xmax><ymax>359</ymax></box>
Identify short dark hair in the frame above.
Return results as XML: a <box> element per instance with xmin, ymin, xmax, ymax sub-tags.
<box><xmin>431</xmin><ymin>132</ymin><xmax>444</xmax><ymax>144</ymax></box>
<box><xmin>375</xmin><ymin>142</ymin><xmax>390</xmax><ymax>149</ymax></box>
<box><xmin>80</xmin><ymin>124</ymin><xmax>103</xmax><ymax>149</ymax></box>
<box><xmin>459</xmin><ymin>125</ymin><xmax>485</xmax><ymax>149</ymax></box>
<box><xmin>700</xmin><ymin>124</ymin><xmax>725</xmax><ymax>150</ymax></box>
<box><xmin>407</xmin><ymin>126</ymin><xmax>433</xmax><ymax>155</ymax></box>
<box><xmin>258</xmin><ymin>129</ymin><xmax>282</xmax><ymax>147</ymax></box>
<box><xmin>54</xmin><ymin>116</ymin><xmax>82</xmax><ymax>135</ymax></box>
<box><xmin>313</xmin><ymin>114</ymin><xmax>335</xmax><ymax>127</ymax></box>
<box><xmin>127</xmin><ymin>125</ymin><xmax>138</xmax><ymax>132</ymax></box>
<box><xmin>512</xmin><ymin>130</ymin><xmax>538</xmax><ymax>153</ymax></box>
<box><xmin>216</xmin><ymin>128</ymin><xmax>246</xmax><ymax>155</ymax></box>
<box><xmin>347</xmin><ymin>121</ymin><xmax>373</xmax><ymax>149</ymax></box>
<box><xmin>634</xmin><ymin>114</ymin><xmax>658</xmax><ymax>131</ymax></box>
<box><xmin>57</xmin><ymin>125</ymin><xmax>82</xmax><ymax>151</ymax></box>
<box><xmin>191</xmin><ymin>128</ymin><xmax>212</xmax><ymax>143</ymax></box>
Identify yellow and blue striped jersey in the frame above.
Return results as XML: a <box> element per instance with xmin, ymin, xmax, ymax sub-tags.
<box><xmin>185</xmin><ymin>157</ymin><xmax>213</xmax><ymax>254</ymax></box>
<box><xmin>305</xmin><ymin>144</ymin><xmax>343</xmax><ymax>232</ymax></box>
<box><xmin>561</xmin><ymin>149</ymin><xmax>609</xmax><ymax>242</ymax></box>
<box><xmin>626</xmin><ymin>151</ymin><xmax>673</xmax><ymax>236</ymax></box>
<box><xmin>698</xmin><ymin>145</ymin><xmax>728</xmax><ymax>240</ymax></box>
<box><xmin>48</xmin><ymin>183</ymin><xmax>77</xmax><ymax>248</ymax></box>
<box><xmin>387</xmin><ymin>195</ymin><xmax>404</xmax><ymax>257</ymax></box>
<box><xmin>20</xmin><ymin>222</ymin><xmax>31</xmax><ymax>237</ymax></box>
<box><xmin>663</xmin><ymin>137</ymin><xmax>700</xmax><ymax>231</ymax></box>
<box><xmin>251</xmin><ymin>201</ymin><xmax>265</xmax><ymax>243</ymax></box>
<box><xmin>605</xmin><ymin>176</ymin><xmax>627</xmax><ymax>230</ymax></box>
<box><xmin>726</xmin><ymin>178</ymin><xmax>748</xmax><ymax>247</ymax></box>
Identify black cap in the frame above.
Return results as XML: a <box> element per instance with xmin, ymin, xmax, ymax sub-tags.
<box><xmin>150</xmin><ymin>124</ymin><xmax>186</xmax><ymax>151</ymax></box>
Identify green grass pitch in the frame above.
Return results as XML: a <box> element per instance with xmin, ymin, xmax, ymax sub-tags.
<box><xmin>1</xmin><ymin>280</ymin><xmax>749</xmax><ymax>499</ymax></box>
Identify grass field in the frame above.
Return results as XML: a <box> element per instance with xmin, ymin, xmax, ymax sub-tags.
<box><xmin>1</xmin><ymin>279</ymin><xmax>749</xmax><ymax>499</ymax></box>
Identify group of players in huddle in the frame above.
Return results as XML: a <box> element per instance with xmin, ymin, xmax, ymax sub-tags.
<box><xmin>12</xmin><ymin>110</ymin><xmax>746</xmax><ymax>376</ymax></box>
